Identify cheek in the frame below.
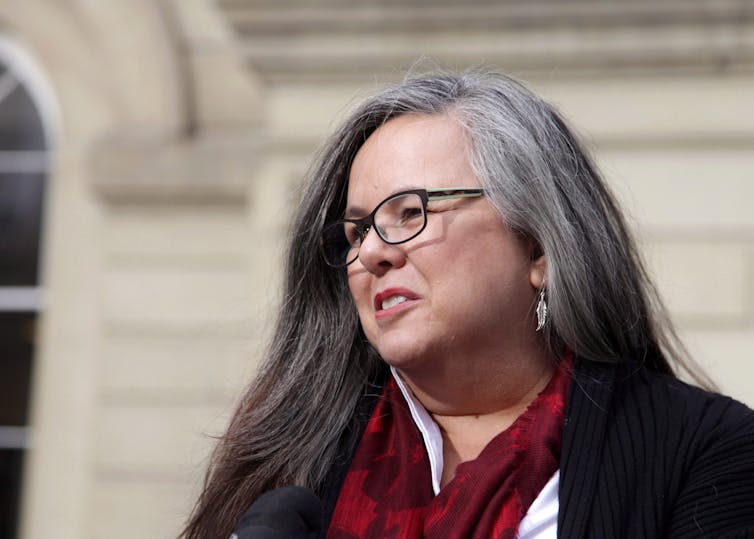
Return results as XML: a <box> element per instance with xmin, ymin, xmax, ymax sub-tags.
<box><xmin>435</xmin><ymin>235</ymin><xmax>532</xmax><ymax>315</ymax></box>
<box><xmin>347</xmin><ymin>274</ymin><xmax>379</xmax><ymax>343</ymax></box>
<box><xmin>347</xmin><ymin>272</ymin><xmax>371</xmax><ymax>314</ymax></box>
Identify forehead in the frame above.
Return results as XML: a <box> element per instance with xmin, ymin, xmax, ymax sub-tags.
<box><xmin>346</xmin><ymin>113</ymin><xmax>477</xmax><ymax>206</ymax></box>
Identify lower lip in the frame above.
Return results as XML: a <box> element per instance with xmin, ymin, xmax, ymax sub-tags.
<box><xmin>375</xmin><ymin>299</ymin><xmax>417</xmax><ymax>320</ymax></box>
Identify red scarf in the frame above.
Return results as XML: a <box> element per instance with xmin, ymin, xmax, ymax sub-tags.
<box><xmin>328</xmin><ymin>353</ymin><xmax>572</xmax><ymax>538</ymax></box>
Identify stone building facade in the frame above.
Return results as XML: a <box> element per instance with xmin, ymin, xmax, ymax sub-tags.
<box><xmin>0</xmin><ymin>0</ymin><xmax>751</xmax><ymax>537</ymax></box>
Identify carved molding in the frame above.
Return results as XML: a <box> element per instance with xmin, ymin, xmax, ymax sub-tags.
<box><xmin>217</xmin><ymin>0</ymin><xmax>754</xmax><ymax>81</ymax></box>
<box><xmin>90</xmin><ymin>136</ymin><xmax>262</xmax><ymax>205</ymax></box>
<box><xmin>86</xmin><ymin>0</ymin><xmax>266</xmax><ymax>205</ymax></box>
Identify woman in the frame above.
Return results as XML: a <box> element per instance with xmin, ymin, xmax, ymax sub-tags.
<box><xmin>183</xmin><ymin>70</ymin><xmax>754</xmax><ymax>538</ymax></box>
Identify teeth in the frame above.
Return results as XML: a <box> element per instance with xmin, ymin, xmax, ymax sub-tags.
<box><xmin>381</xmin><ymin>295</ymin><xmax>408</xmax><ymax>310</ymax></box>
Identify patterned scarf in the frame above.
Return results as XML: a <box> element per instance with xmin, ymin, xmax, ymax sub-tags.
<box><xmin>328</xmin><ymin>353</ymin><xmax>572</xmax><ymax>538</ymax></box>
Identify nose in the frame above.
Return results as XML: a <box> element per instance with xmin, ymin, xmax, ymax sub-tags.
<box><xmin>356</xmin><ymin>227</ymin><xmax>407</xmax><ymax>274</ymax></box>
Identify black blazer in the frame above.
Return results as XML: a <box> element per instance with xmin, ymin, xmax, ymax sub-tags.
<box><xmin>318</xmin><ymin>360</ymin><xmax>754</xmax><ymax>538</ymax></box>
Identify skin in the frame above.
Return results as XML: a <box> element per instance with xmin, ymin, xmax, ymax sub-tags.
<box><xmin>346</xmin><ymin>113</ymin><xmax>554</xmax><ymax>487</ymax></box>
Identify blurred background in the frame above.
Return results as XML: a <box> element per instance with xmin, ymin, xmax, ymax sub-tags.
<box><xmin>0</xmin><ymin>0</ymin><xmax>752</xmax><ymax>537</ymax></box>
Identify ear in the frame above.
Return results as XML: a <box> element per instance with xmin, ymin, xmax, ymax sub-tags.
<box><xmin>529</xmin><ymin>255</ymin><xmax>546</xmax><ymax>289</ymax></box>
<box><xmin>528</xmin><ymin>240</ymin><xmax>547</xmax><ymax>289</ymax></box>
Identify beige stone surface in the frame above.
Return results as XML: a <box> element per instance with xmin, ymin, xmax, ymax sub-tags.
<box><xmin>166</xmin><ymin>0</ymin><xmax>265</xmax><ymax>131</ymax></box>
<box><xmin>86</xmin><ymin>479</ymin><xmax>196</xmax><ymax>539</ymax></box>
<box><xmin>105</xmin><ymin>206</ymin><xmax>250</xmax><ymax>260</ymax></box>
<box><xmin>92</xmin><ymin>402</ymin><xmax>231</xmax><ymax>474</ymax></box>
<box><xmin>188</xmin><ymin>51</ymin><xmax>265</xmax><ymax>131</ymax></box>
<box><xmin>684</xmin><ymin>328</ymin><xmax>754</xmax><ymax>408</ymax></box>
<box><xmin>535</xmin><ymin>75</ymin><xmax>754</xmax><ymax>141</ymax></box>
<box><xmin>602</xmin><ymin>148</ymin><xmax>754</xmax><ymax>231</ymax></box>
<box><xmin>103</xmin><ymin>266</ymin><xmax>252</xmax><ymax>329</ymax></box>
<box><xmin>100</xmin><ymin>336</ymin><xmax>256</xmax><ymax>395</ymax></box>
<box><xmin>77</xmin><ymin>0</ymin><xmax>182</xmax><ymax>134</ymax></box>
<box><xmin>221</xmin><ymin>1</ymin><xmax>754</xmax><ymax>81</ymax></box>
<box><xmin>266</xmin><ymin>82</ymin><xmax>384</xmax><ymax>142</ymax></box>
<box><xmin>645</xmin><ymin>241</ymin><xmax>750</xmax><ymax>323</ymax></box>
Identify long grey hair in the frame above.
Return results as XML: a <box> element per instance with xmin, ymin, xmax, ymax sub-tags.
<box><xmin>182</xmin><ymin>69</ymin><xmax>707</xmax><ymax>538</ymax></box>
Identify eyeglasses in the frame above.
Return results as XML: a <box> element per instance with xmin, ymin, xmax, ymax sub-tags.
<box><xmin>320</xmin><ymin>188</ymin><xmax>485</xmax><ymax>267</ymax></box>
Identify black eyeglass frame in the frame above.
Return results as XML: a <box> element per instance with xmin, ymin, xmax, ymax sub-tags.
<box><xmin>320</xmin><ymin>187</ymin><xmax>486</xmax><ymax>268</ymax></box>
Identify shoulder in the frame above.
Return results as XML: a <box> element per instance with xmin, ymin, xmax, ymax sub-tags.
<box><xmin>571</xmin><ymin>359</ymin><xmax>754</xmax><ymax>437</ymax></box>
<box><xmin>611</xmin><ymin>363</ymin><xmax>754</xmax><ymax>441</ymax></box>
<box><xmin>571</xmin><ymin>360</ymin><xmax>754</xmax><ymax>536</ymax></box>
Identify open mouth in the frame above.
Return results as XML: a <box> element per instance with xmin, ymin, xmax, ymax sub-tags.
<box><xmin>381</xmin><ymin>295</ymin><xmax>409</xmax><ymax>310</ymax></box>
<box><xmin>374</xmin><ymin>288</ymin><xmax>419</xmax><ymax>316</ymax></box>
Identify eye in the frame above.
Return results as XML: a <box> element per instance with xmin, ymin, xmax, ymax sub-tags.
<box><xmin>344</xmin><ymin>223</ymin><xmax>369</xmax><ymax>246</ymax></box>
<box><xmin>351</xmin><ymin>224</ymin><xmax>370</xmax><ymax>243</ymax></box>
<box><xmin>398</xmin><ymin>206</ymin><xmax>423</xmax><ymax>224</ymax></box>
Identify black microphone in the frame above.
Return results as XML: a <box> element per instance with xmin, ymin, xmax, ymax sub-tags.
<box><xmin>230</xmin><ymin>486</ymin><xmax>323</xmax><ymax>539</ymax></box>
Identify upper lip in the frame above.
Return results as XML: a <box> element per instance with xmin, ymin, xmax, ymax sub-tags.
<box><xmin>374</xmin><ymin>287</ymin><xmax>420</xmax><ymax>310</ymax></box>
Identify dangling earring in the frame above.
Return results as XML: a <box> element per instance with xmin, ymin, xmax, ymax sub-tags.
<box><xmin>536</xmin><ymin>287</ymin><xmax>548</xmax><ymax>332</ymax></box>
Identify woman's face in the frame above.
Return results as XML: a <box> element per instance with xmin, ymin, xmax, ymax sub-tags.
<box><xmin>346</xmin><ymin>114</ymin><xmax>544</xmax><ymax>372</ymax></box>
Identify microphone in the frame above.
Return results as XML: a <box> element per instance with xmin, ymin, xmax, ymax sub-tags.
<box><xmin>230</xmin><ymin>486</ymin><xmax>323</xmax><ymax>539</ymax></box>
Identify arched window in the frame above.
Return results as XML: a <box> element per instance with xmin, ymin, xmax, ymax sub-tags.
<box><xmin>0</xmin><ymin>35</ymin><xmax>56</xmax><ymax>539</ymax></box>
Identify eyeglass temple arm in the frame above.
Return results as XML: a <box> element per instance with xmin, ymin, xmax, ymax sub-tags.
<box><xmin>426</xmin><ymin>188</ymin><xmax>485</xmax><ymax>201</ymax></box>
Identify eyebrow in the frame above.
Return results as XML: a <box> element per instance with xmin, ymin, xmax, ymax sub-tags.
<box><xmin>344</xmin><ymin>200</ymin><xmax>374</xmax><ymax>219</ymax></box>
<box><xmin>344</xmin><ymin>206</ymin><xmax>365</xmax><ymax>219</ymax></box>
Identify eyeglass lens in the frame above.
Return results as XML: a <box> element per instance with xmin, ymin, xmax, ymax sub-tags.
<box><xmin>322</xmin><ymin>192</ymin><xmax>426</xmax><ymax>267</ymax></box>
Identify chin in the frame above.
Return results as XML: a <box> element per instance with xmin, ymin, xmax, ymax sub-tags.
<box><xmin>362</xmin><ymin>321</ymin><xmax>436</xmax><ymax>367</ymax></box>
<box><xmin>374</xmin><ymin>339</ymin><xmax>431</xmax><ymax>371</ymax></box>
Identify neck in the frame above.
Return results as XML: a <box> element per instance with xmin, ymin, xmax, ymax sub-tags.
<box><xmin>394</xmin><ymin>343</ymin><xmax>557</xmax><ymax>486</ymax></box>
<box><xmin>394</xmin><ymin>341</ymin><xmax>556</xmax><ymax>419</ymax></box>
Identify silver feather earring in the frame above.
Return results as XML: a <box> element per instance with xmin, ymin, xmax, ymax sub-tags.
<box><xmin>536</xmin><ymin>286</ymin><xmax>548</xmax><ymax>332</ymax></box>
